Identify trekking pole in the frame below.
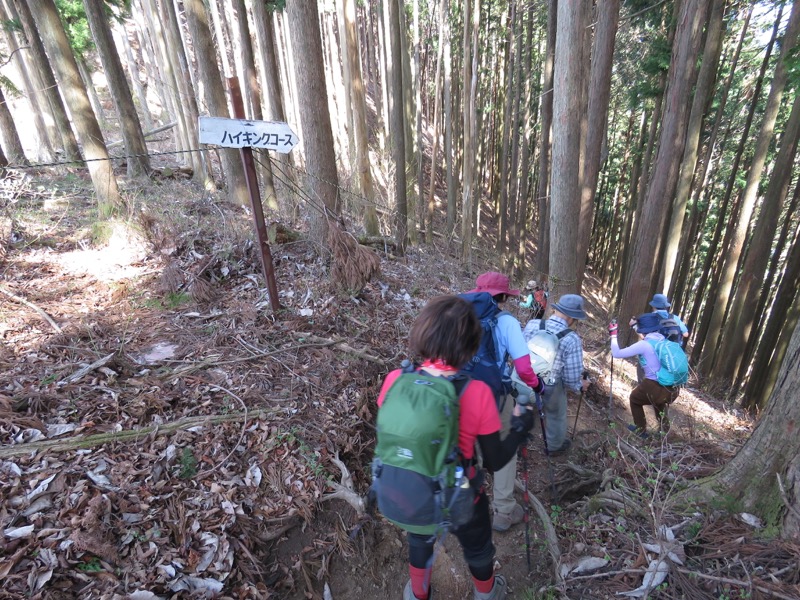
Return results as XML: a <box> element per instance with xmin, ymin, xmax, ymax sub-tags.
<box><xmin>519</xmin><ymin>442</ymin><xmax>532</xmax><ymax>572</ymax></box>
<box><xmin>608</xmin><ymin>318</ymin><xmax>618</xmax><ymax>424</ymax></box>
<box><xmin>571</xmin><ymin>371</ymin><xmax>590</xmax><ymax>439</ymax></box>
<box><xmin>608</xmin><ymin>357</ymin><xmax>614</xmax><ymax>423</ymax></box>
<box><xmin>534</xmin><ymin>391</ymin><xmax>557</xmax><ymax>500</ymax></box>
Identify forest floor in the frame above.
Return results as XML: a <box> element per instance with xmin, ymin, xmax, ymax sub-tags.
<box><xmin>2</xmin><ymin>169</ymin><xmax>799</xmax><ymax>600</ymax></box>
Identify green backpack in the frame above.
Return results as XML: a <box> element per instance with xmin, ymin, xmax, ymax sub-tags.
<box><xmin>371</xmin><ymin>368</ymin><xmax>475</xmax><ymax>535</ymax></box>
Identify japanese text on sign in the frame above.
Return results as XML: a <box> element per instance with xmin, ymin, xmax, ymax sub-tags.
<box><xmin>198</xmin><ymin>117</ymin><xmax>299</xmax><ymax>153</ymax></box>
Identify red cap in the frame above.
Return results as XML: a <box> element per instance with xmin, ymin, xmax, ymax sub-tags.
<box><xmin>467</xmin><ymin>272</ymin><xmax>520</xmax><ymax>297</ymax></box>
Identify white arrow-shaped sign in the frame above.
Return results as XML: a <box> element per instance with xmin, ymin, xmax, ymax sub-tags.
<box><xmin>199</xmin><ymin>117</ymin><xmax>299</xmax><ymax>153</ymax></box>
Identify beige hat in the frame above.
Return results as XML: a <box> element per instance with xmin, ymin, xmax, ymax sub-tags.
<box><xmin>526</xmin><ymin>280</ymin><xmax>538</xmax><ymax>290</ymax></box>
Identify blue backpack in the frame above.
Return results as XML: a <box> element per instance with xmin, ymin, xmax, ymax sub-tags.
<box><xmin>646</xmin><ymin>339</ymin><xmax>689</xmax><ymax>387</ymax></box>
<box><xmin>457</xmin><ymin>292</ymin><xmax>509</xmax><ymax>398</ymax></box>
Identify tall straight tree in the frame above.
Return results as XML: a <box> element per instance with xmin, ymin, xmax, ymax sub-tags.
<box><xmin>535</xmin><ymin>0</ymin><xmax>556</xmax><ymax>282</ymax></box>
<box><xmin>743</xmin><ymin>200</ymin><xmax>800</xmax><ymax>410</ymax></box>
<box><xmin>660</xmin><ymin>0</ymin><xmax>725</xmax><ymax>293</ymax></box>
<box><xmin>549</xmin><ymin>0</ymin><xmax>585</xmax><ymax>298</ymax></box>
<box><xmin>444</xmin><ymin>0</ymin><xmax>456</xmax><ymax>231</ymax></box>
<box><xmin>285</xmin><ymin>0</ymin><xmax>340</xmax><ymax>244</ymax></box>
<box><xmin>29</xmin><ymin>0</ymin><xmax>121</xmax><ymax>215</ymax></box>
<box><xmin>388</xmin><ymin>0</ymin><xmax>407</xmax><ymax>252</ymax></box>
<box><xmin>83</xmin><ymin>0</ymin><xmax>150</xmax><ymax>179</ymax></box>
<box><xmin>159</xmin><ymin>0</ymin><xmax>209</xmax><ymax>185</ymax></box>
<box><xmin>576</xmin><ymin>0</ymin><xmax>619</xmax><ymax>290</ymax></box>
<box><xmin>704</xmin><ymin>0</ymin><xmax>800</xmax><ymax>376</ymax></box>
<box><xmin>717</xmin><ymin>91</ymin><xmax>800</xmax><ymax>383</ymax></box>
<box><xmin>617</xmin><ymin>0</ymin><xmax>708</xmax><ymax>339</ymax></box>
<box><xmin>0</xmin><ymin>0</ymin><xmax>53</xmax><ymax>161</ymax></box>
<box><xmin>183</xmin><ymin>0</ymin><xmax>249</xmax><ymax>207</ymax></box>
<box><xmin>0</xmin><ymin>86</ymin><xmax>26</xmax><ymax>165</ymax></box>
<box><xmin>342</xmin><ymin>0</ymin><xmax>379</xmax><ymax>235</ymax></box>
<box><xmin>460</xmin><ymin>0</ymin><xmax>480</xmax><ymax>263</ymax></box>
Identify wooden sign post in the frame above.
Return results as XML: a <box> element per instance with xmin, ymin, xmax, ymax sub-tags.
<box><xmin>199</xmin><ymin>78</ymin><xmax>299</xmax><ymax>313</ymax></box>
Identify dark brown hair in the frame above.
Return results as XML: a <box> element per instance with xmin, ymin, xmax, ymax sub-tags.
<box><xmin>409</xmin><ymin>295</ymin><xmax>481</xmax><ymax>368</ymax></box>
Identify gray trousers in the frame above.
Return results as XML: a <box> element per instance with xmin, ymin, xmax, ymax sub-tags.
<box><xmin>541</xmin><ymin>382</ymin><xmax>568</xmax><ymax>451</ymax></box>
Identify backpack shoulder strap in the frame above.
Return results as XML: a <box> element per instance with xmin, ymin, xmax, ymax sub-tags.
<box><xmin>539</xmin><ymin>320</ymin><xmax>546</xmax><ymax>331</ymax></box>
<box><xmin>556</xmin><ymin>328</ymin><xmax>574</xmax><ymax>340</ymax></box>
<box><xmin>448</xmin><ymin>373</ymin><xmax>471</xmax><ymax>398</ymax></box>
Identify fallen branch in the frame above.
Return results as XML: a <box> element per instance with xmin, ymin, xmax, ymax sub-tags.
<box><xmin>58</xmin><ymin>353</ymin><xmax>115</xmax><ymax>385</ymax></box>
<box><xmin>0</xmin><ymin>284</ymin><xmax>62</xmax><ymax>333</ymax></box>
<box><xmin>291</xmin><ymin>332</ymin><xmax>385</xmax><ymax>365</ymax></box>
<box><xmin>516</xmin><ymin>478</ymin><xmax>564</xmax><ymax>589</ymax></box>
<box><xmin>107</xmin><ymin>121</ymin><xmax>176</xmax><ymax>148</ymax></box>
<box><xmin>0</xmin><ymin>408</ymin><xmax>277</xmax><ymax>459</ymax></box>
<box><xmin>675</xmin><ymin>567</ymin><xmax>798</xmax><ymax>600</ymax></box>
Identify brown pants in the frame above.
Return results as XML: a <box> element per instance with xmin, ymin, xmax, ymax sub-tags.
<box><xmin>630</xmin><ymin>378</ymin><xmax>679</xmax><ymax>433</ymax></box>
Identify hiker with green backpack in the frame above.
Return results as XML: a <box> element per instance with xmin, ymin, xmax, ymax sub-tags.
<box><xmin>609</xmin><ymin>312</ymin><xmax>689</xmax><ymax>438</ymax></box>
<box><xmin>371</xmin><ymin>295</ymin><xmax>536</xmax><ymax>600</ymax></box>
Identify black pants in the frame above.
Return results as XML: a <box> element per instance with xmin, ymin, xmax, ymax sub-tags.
<box><xmin>407</xmin><ymin>489</ymin><xmax>495</xmax><ymax>581</ymax></box>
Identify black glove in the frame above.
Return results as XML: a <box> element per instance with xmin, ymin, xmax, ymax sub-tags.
<box><xmin>533</xmin><ymin>378</ymin><xmax>545</xmax><ymax>396</ymax></box>
<box><xmin>510</xmin><ymin>409</ymin><xmax>535</xmax><ymax>434</ymax></box>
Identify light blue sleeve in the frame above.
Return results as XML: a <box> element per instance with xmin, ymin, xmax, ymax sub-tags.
<box><xmin>676</xmin><ymin>315</ymin><xmax>689</xmax><ymax>334</ymax></box>
<box><xmin>497</xmin><ymin>313</ymin><xmax>529</xmax><ymax>363</ymax></box>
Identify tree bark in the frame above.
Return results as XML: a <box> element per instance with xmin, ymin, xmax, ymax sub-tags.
<box><xmin>444</xmin><ymin>0</ymin><xmax>456</xmax><ymax>232</ymax></box>
<box><xmin>660</xmin><ymin>0</ymin><xmax>724</xmax><ymax>293</ymax></box>
<box><xmin>618</xmin><ymin>0</ymin><xmax>707</xmax><ymax>340</ymax></box>
<box><xmin>111</xmin><ymin>17</ymin><xmax>153</xmax><ymax>132</ymax></box>
<box><xmin>694</xmin><ymin>303</ymin><xmax>800</xmax><ymax>539</ymax></box>
<box><xmin>549</xmin><ymin>0</ymin><xmax>584</xmax><ymax>298</ymax></box>
<box><xmin>12</xmin><ymin>0</ymin><xmax>80</xmax><ymax>162</ymax></box>
<box><xmin>0</xmin><ymin>86</ymin><xmax>27</xmax><ymax>166</ymax></box>
<box><xmin>576</xmin><ymin>0</ymin><xmax>619</xmax><ymax>291</ymax></box>
<box><xmin>715</xmin><ymin>84</ymin><xmax>800</xmax><ymax>381</ymax></box>
<box><xmin>388</xmin><ymin>0</ymin><xmax>408</xmax><ymax>252</ymax></box>
<box><xmin>535</xmin><ymin>0</ymin><xmax>556</xmax><ymax>283</ymax></box>
<box><xmin>342</xmin><ymin>0</ymin><xmax>379</xmax><ymax>235</ymax></box>
<box><xmin>29</xmin><ymin>0</ymin><xmax>121</xmax><ymax>215</ymax></box>
<box><xmin>690</xmin><ymin>6</ymin><xmax>781</xmax><ymax>364</ymax></box>
<box><xmin>702</xmin><ymin>0</ymin><xmax>800</xmax><ymax>375</ymax></box>
<box><xmin>426</xmin><ymin>0</ymin><xmax>446</xmax><ymax>240</ymax></box>
<box><xmin>183</xmin><ymin>0</ymin><xmax>249</xmax><ymax>207</ymax></box>
<box><xmin>460</xmin><ymin>0</ymin><xmax>479</xmax><ymax>263</ymax></box>
<box><xmin>0</xmin><ymin>0</ymin><xmax>53</xmax><ymax>161</ymax></box>
<box><xmin>84</xmin><ymin>0</ymin><xmax>150</xmax><ymax>179</ymax></box>
<box><xmin>285</xmin><ymin>0</ymin><xmax>341</xmax><ymax>243</ymax></box>
<box><xmin>163</xmin><ymin>0</ymin><xmax>210</xmax><ymax>184</ymax></box>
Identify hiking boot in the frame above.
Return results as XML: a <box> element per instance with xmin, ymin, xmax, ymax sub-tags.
<box><xmin>627</xmin><ymin>424</ymin><xmax>650</xmax><ymax>439</ymax></box>
<box><xmin>404</xmin><ymin>579</ymin><xmax>431</xmax><ymax>600</ymax></box>
<box><xmin>474</xmin><ymin>574</ymin><xmax>507</xmax><ymax>600</ymax></box>
<box><xmin>492</xmin><ymin>504</ymin><xmax>524</xmax><ymax>532</ymax></box>
<box><xmin>549</xmin><ymin>439</ymin><xmax>572</xmax><ymax>456</ymax></box>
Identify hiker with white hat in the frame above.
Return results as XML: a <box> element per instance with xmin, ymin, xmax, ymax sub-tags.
<box><xmin>647</xmin><ymin>293</ymin><xmax>689</xmax><ymax>346</ymax></box>
<box><xmin>522</xmin><ymin>294</ymin><xmax>591</xmax><ymax>456</ymax></box>
<box><xmin>519</xmin><ymin>280</ymin><xmax>547</xmax><ymax>320</ymax></box>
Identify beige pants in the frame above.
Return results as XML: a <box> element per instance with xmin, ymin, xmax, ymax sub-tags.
<box><xmin>491</xmin><ymin>393</ymin><xmax>517</xmax><ymax>515</ymax></box>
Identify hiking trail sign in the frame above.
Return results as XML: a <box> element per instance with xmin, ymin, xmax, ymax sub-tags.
<box><xmin>198</xmin><ymin>117</ymin><xmax>299</xmax><ymax>153</ymax></box>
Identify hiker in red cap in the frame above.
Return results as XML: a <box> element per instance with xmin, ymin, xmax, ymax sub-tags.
<box><xmin>460</xmin><ymin>271</ymin><xmax>544</xmax><ymax>532</ymax></box>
